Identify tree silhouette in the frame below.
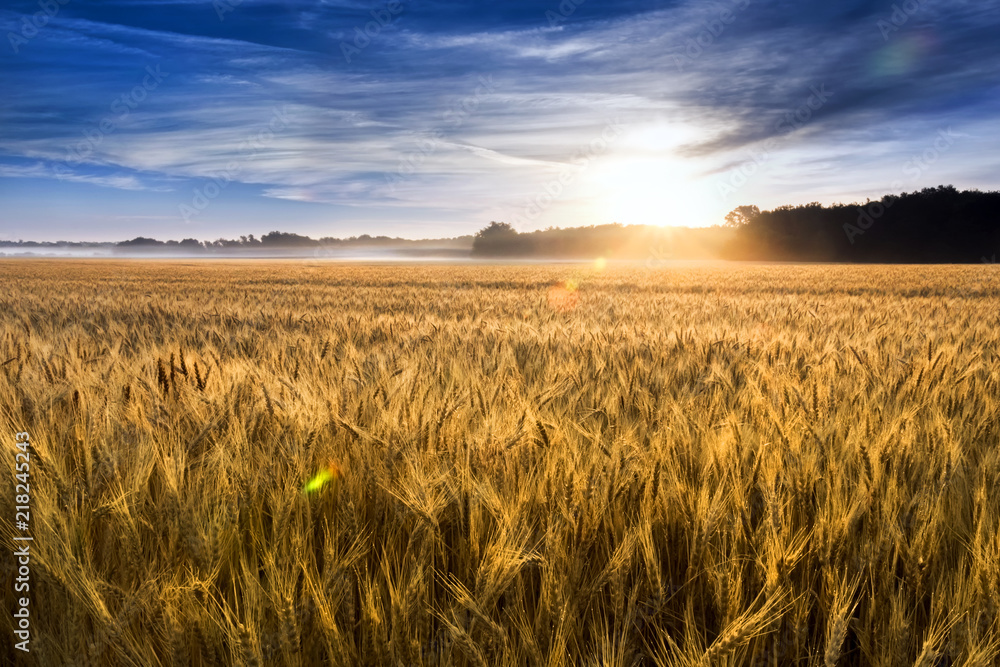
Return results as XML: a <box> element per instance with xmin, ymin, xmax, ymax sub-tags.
<box><xmin>725</xmin><ymin>187</ymin><xmax>1000</xmax><ymax>262</ymax></box>
<box><xmin>473</xmin><ymin>222</ymin><xmax>522</xmax><ymax>256</ymax></box>
<box><xmin>724</xmin><ymin>205</ymin><xmax>760</xmax><ymax>228</ymax></box>
<box><xmin>475</xmin><ymin>221</ymin><xmax>517</xmax><ymax>239</ymax></box>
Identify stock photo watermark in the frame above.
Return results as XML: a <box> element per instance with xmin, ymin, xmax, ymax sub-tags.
<box><xmin>877</xmin><ymin>0</ymin><xmax>927</xmax><ymax>41</ymax></box>
<box><xmin>13</xmin><ymin>431</ymin><xmax>33</xmax><ymax>653</ymax></box>
<box><xmin>213</xmin><ymin>0</ymin><xmax>245</xmax><ymax>21</ymax></box>
<box><xmin>546</xmin><ymin>0</ymin><xmax>586</xmax><ymax>27</ymax></box>
<box><xmin>340</xmin><ymin>0</ymin><xmax>410</xmax><ymax>64</ymax></box>
<box><xmin>7</xmin><ymin>0</ymin><xmax>70</xmax><ymax>54</ymax></box>
<box><xmin>672</xmin><ymin>0</ymin><xmax>752</xmax><ymax>72</ymax></box>
<box><xmin>384</xmin><ymin>75</ymin><xmax>498</xmax><ymax>192</ymax></box>
<box><xmin>54</xmin><ymin>64</ymin><xmax>169</xmax><ymax>172</ymax></box>
<box><xmin>179</xmin><ymin>106</ymin><xmax>291</xmax><ymax>222</ymax></box>
<box><xmin>844</xmin><ymin>127</ymin><xmax>959</xmax><ymax>244</ymax></box>
<box><xmin>646</xmin><ymin>245</ymin><xmax>676</xmax><ymax>269</ymax></box>
<box><xmin>509</xmin><ymin>118</ymin><xmax>624</xmax><ymax>230</ymax></box>
<box><xmin>716</xmin><ymin>84</ymin><xmax>833</xmax><ymax>201</ymax></box>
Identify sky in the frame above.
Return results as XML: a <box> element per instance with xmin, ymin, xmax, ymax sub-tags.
<box><xmin>1</xmin><ymin>0</ymin><xmax>999</xmax><ymax>242</ymax></box>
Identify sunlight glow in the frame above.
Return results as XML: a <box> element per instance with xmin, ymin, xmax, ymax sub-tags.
<box><xmin>593</xmin><ymin>156</ymin><xmax>720</xmax><ymax>228</ymax></box>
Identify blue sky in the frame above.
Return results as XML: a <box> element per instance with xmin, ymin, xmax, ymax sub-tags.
<box><xmin>1</xmin><ymin>0</ymin><xmax>998</xmax><ymax>241</ymax></box>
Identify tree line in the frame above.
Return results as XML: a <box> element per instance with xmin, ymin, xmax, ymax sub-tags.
<box><xmin>721</xmin><ymin>186</ymin><xmax>1000</xmax><ymax>262</ymax></box>
<box><xmin>472</xmin><ymin>187</ymin><xmax>1000</xmax><ymax>263</ymax></box>
<box><xmin>6</xmin><ymin>186</ymin><xmax>997</xmax><ymax>262</ymax></box>
<box><xmin>115</xmin><ymin>231</ymin><xmax>472</xmax><ymax>252</ymax></box>
<box><xmin>471</xmin><ymin>222</ymin><xmax>733</xmax><ymax>260</ymax></box>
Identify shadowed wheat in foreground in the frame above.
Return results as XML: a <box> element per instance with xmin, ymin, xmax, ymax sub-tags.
<box><xmin>1</xmin><ymin>261</ymin><xmax>999</xmax><ymax>666</ymax></box>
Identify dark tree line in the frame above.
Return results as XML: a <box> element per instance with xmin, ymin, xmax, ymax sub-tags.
<box><xmin>471</xmin><ymin>222</ymin><xmax>732</xmax><ymax>259</ymax></box>
<box><xmin>725</xmin><ymin>186</ymin><xmax>1000</xmax><ymax>262</ymax></box>
<box><xmin>472</xmin><ymin>187</ymin><xmax>1000</xmax><ymax>263</ymax></box>
<box><xmin>114</xmin><ymin>232</ymin><xmax>472</xmax><ymax>253</ymax></box>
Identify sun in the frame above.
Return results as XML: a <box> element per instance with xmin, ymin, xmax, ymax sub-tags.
<box><xmin>592</xmin><ymin>156</ymin><xmax>721</xmax><ymax>228</ymax></box>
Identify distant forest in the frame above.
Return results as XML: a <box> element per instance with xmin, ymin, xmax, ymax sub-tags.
<box><xmin>724</xmin><ymin>186</ymin><xmax>1000</xmax><ymax>262</ymax></box>
<box><xmin>472</xmin><ymin>187</ymin><xmax>1000</xmax><ymax>263</ymax></box>
<box><xmin>470</xmin><ymin>222</ymin><xmax>733</xmax><ymax>261</ymax></box>
<box><xmin>115</xmin><ymin>231</ymin><xmax>473</xmax><ymax>255</ymax></box>
<box><xmin>0</xmin><ymin>231</ymin><xmax>472</xmax><ymax>256</ymax></box>
<box><xmin>3</xmin><ymin>186</ymin><xmax>997</xmax><ymax>262</ymax></box>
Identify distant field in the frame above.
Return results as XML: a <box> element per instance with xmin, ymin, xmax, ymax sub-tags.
<box><xmin>2</xmin><ymin>260</ymin><xmax>999</xmax><ymax>666</ymax></box>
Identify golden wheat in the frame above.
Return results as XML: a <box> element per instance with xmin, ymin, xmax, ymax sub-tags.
<box><xmin>1</xmin><ymin>259</ymin><xmax>998</xmax><ymax>666</ymax></box>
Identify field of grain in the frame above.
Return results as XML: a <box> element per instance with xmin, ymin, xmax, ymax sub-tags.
<box><xmin>1</xmin><ymin>260</ymin><xmax>999</xmax><ymax>666</ymax></box>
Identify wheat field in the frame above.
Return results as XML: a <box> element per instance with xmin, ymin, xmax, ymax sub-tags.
<box><xmin>1</xmin><ymin>260</ymin><xmax>999</xmax><ymax>666</ymax></box>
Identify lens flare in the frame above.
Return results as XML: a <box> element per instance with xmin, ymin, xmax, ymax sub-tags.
<box><xmin>544</xmin><ymin>257</ymin><xmax>610</xmax><ymax>313</ymax></box>
<box><xmin>547</xmin><ymin>280</ymin><xmax>580</xmax><ymax>312</ymax></box>
<box><xmin>870</xmin><ymin>31</ymin><xmax>935</xmax><ymax>78</ymax></box>
<box><xmin>303</xmin><ymin>461</ymin><xmax>343</xmax><ymax>494</ymax></box>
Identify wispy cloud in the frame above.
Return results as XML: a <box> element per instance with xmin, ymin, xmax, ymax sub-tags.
<box><xmin>1</xmin><ymin>0</ymin><xmax>998</xmax><ymax>240</ymax></box>
<box><xmin>0</xmin><ymin>161</ymin><xmax>170</xmax><ymax>191</ymax></box>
